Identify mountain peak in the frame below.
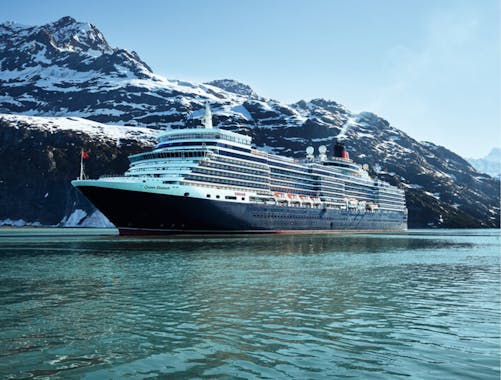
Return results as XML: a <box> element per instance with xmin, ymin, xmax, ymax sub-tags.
<box><xmin>42</xmin><ymin>16</ymin><xmax>112</xmax><ymax>53</ymax></box>
<box><xmin>206</xmin><ymin>79</ymin><xmax>255</xmax><ymax>97</ymax></box>
<box><xmin>0</xmin><ymin>20</ymin><xmax>29</xmax><ymax>30</ymax></box>
<box><xmin>0</xmin><ymin>15</ymin><xmax>156</xmax><ymax>76</ymax></box>
<box><xmin>309</xmin><ymin>98</ymin><xmax>350</xmax><ymax>113</ymax></box>
<box><xmin>51</xmin><ymin>16</ymin><xmax>78</xmax><ymax>27</ymax></box>
<box><xmin>467</xmin><ymin>147</ymin><xmax>501</xmax><ymax>178</ymax></box>
<box><xmin>486</xmin><ymin>147</ymin><xmax>501</xmax><ymax>161</ymax></box>
<box><xmin>0</xmin><ymin>16</ymin><xmax>113</xmax><ymax>55</ymax></box>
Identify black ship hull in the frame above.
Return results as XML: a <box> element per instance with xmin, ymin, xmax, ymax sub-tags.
<box><xmin>75</xmin><ymin>185</ymin><xmax>407</xmax><ymax>235</ymax></box>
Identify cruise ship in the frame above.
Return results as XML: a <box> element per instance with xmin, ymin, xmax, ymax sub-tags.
<box><xmin>72</xmin><ymin>103</ymin><xmax>407</xmax><ymax>234</ymax></box>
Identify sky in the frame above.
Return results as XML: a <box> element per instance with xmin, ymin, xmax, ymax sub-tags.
<box><xmin>2</xmin><ymin>0</ymin><xmax>500</xmax><ymax>158</ymax></box>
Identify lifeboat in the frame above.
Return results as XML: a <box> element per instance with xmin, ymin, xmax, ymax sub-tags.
<box><xmin>288</xmin><ymin>194</ymin><xmax>300</xmax><ymax>206</ymax></box>
<box><xmin>299</xmin><ymin>195</ymin><xmax>312</xmax><ymax>207</ymax></box>
<box><xmin>273</xmin><ymin>192</ymin><xmax>289</xmax><ymax>205</ymax></box>
<box><xmin>347</xmin><ymin>198</ymin><xmax>358</xmax><ymax>208</ymax></box>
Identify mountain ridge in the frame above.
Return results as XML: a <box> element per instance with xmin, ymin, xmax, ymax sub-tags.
<box><xmin>0</xmin><ymin>16</ymin><xmax>499</xmax><ymax>228</ymax></box>
<box><xmin>467</xmin><ymin>148</ymin><xmax>501</xmax><ymax>179</ymax></box>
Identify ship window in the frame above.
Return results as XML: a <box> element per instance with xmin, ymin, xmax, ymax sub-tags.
<box><xmin>184</xmin><ymin>192</ymin><xmax>190</xmax><ymax>196</ymax></box>
<box><xmin>241</xmin><ymin>197</ymin><xmax>245</xmax><ymax>200</ymax></box>
<box><xmin>225</xmin><ymin>196</ymin><xmax>237</xmax><ymax>200</ymax></box>
<box><xmin>206</xmin><ymin>194</ymin><xmax>211</xmax><ymax>198</ymax></box>
<box><xmin>216</xmin><ymin>195</ymin><xmax>220</xmax><ymax>199</ymax></box>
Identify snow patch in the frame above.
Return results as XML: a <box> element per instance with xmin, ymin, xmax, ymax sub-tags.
<box><xmin>80</xmin><ymin>210</ymin><xmax>115</xmax><ymax>227</ymax></box>
<box><xmin>402</xmin><ymin>183</ymin><xmax>423</xmax><ymax>189</ymax></box>
<box><xmin>0</xmin><ymin>219</ymin><xmax>42</xmax><ymax>227</ymax></box>
<box><xmin>62</xmin><ymin>209</ymin><xmax>87</xmax><ymax>226</ymax></box>
<box><xmin>424</xmin><ymin>191</ymin><xmax>440</xmax><ymax>200</ymax></box>
<box><xmin>257</xmin><ymin>144</ymin><xmax>277</xmax><ymax>154</ymax></box>
<box><xmin>337</xmin><ymin>116</ymin><xmax>358</xmax><ymax>140</ymax></box>
<box><xmin>60</xmin><ymin>208</ymin><xmax>115</xmax><ymax>227</ymax></box>
<box><xmin>230</xmin><ymin>105</ymin><xmax>253</xmax><ymax>121</ymax></box>
<box><xmin>356</xmin><ymin>132</ymin><xmax>374</xmax><ymax>139</ymax></box>
<box><xmin>0</xmin><ymin>113</ymin><xmax>159</xmax><ymax>144</ymax></box>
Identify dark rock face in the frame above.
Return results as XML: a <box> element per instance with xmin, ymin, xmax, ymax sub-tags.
<box><xmin>0</xmin><ymin>16</ymin><xmax>499</xmax><ymax>228</ymax></box>
<box><xmin>205</xmin><ymin>79</ymin><xmax>254</xmax><ymax>97</ymax></box>
<box><xmin>0</xmin><ymin>116</ymin><xmax>155</xmax><ymax>225</ymax></box>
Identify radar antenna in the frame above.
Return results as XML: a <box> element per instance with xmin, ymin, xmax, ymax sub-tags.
<box><xmin>306</xmin><ymin>146</ymin><xmax>314</xmax><ymax>161</ymax></box>
<box><xmin>319</xmin><ymin>145</ymin><xmax>327</xmax><ymax>161</ymax></box>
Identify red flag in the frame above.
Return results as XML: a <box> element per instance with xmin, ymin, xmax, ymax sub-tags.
<box><xmin>81</xmin><ymin>150</ymin><xmax>89</xmax><ymax>159</ymax></box>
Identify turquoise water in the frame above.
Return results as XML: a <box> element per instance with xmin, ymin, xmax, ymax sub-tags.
<box><xmin>0</xmin><ymin>229</ymin><xmax>499</xmax><ymax>379</ymax></box>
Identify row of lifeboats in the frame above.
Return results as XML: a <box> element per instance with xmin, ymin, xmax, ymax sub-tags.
<box><xmin>343</xmin><ymin>198</ymin><xmax>379</xmax><ymax>211</ymax></box>
<box><xmin>270</xmin><ymin>193</ymin><xmax>380</xmax><ymax>211</ymax></box>
<box><xmin>273</xmin><ymin>192</ymin><xmax>322</xmax><ymax>205</ymax></box>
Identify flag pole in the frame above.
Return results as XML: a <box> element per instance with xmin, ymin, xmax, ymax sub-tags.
<box><xmin>80</xmin><ymin>148</ymin><xmax>84</xmax><ymax>180</ymax></box>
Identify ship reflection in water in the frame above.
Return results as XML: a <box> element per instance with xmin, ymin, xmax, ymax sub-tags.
<box><xmin>0</xmin><ymin>229</ymin><xmax>499</xmax><ymax>379</ymax></box>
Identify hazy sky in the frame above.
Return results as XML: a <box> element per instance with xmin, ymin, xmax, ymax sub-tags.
<box><xmin>2</xmin><ymin>0</ymin><xmax>500</xmax><ymax>158</ymax></box>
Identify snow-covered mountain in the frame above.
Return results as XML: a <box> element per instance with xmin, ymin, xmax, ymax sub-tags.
<box><xmin>0</xmin><ymin>17</ymin><xmax>499</xmax><ymax>228</ymax></box>
<box><xmin>0</xmin><ymin>17</ymin><xmax>298</xmax><ymax>131</ymax></box>
<box><xmin>467</xmin><ymin>148</ymin><xmax>500</xmax><ymax>179</ymax></box>
<box><xmin>0</xmin><ymin>113</ymin><xmax>157</xmax><ymax>227</ymax></box>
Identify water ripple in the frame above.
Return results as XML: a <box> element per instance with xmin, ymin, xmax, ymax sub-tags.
<box><xmin>0</xmin><ymin>229</ymin><xmax>499</xmax><ymax>379</ymax></box>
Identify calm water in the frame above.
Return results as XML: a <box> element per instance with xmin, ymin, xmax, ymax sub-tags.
<box><xmin>0</xmin><ymin>229</ymin><xmax>499</xmax><ymax>379</ymax></box>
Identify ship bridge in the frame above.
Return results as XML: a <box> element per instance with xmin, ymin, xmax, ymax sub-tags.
<box><xmin>156</xmin><ymin>128</ymin><xmax>251</xmax><ymax>150</ymax></box>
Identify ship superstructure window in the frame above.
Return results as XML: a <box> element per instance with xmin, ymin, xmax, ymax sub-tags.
<box><xmin>129</xmin><ymin>150</ymin><xmax>208</xmax><ymax>163</ymax></box>
<box><xmin>157</xmin><ymin>129</ymin><xmax>252</xmax><ymax>148</ymax></box>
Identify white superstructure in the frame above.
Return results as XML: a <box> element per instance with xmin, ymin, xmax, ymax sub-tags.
<box><xmin>101</xmin><ymin>106</ymin><xmax>407</xmax><ymax>214</ymax></box>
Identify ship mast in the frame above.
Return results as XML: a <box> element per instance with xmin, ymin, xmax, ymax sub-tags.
<box><xmin>79</xmin><ymin>148</ymin><xmax>87</xmax><ymax>180</ymax></box>
<box><xmin>202</xmin><ymin>101</ymin><xmax>213</xmax><ymax>129</ymax></box>
<box><xmin>79</xmin><ymin>151</ymin><xmax>84</xmax><ymax>180</ymax></box>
